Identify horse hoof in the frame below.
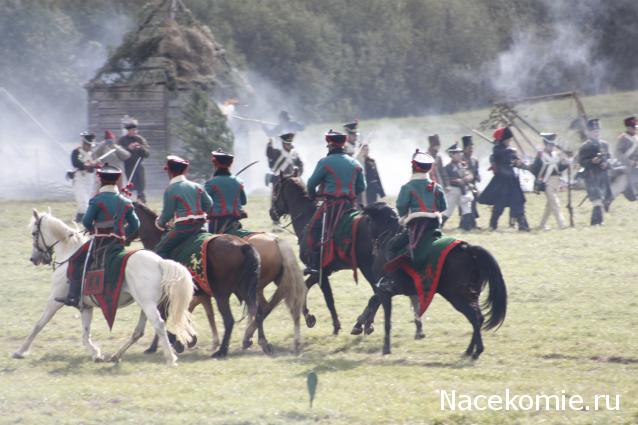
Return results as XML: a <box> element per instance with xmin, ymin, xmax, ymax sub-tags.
<box><xmin>187</xmin><ymin>335</ymin><xmax>198</xmax><ymax>349</ymax></box>
<box><xmin>364</xmin><ymin>324</ymin><xmax>374</xmax><ymax>335</ymax></box>
<box><xmin>143</xmin><ymin>347</ymin><xmax>157</xmax><ymax>355</ymax></box>
<box><xmin>172</xmin><ymin>341</ymin><xmax>185</xmax><ymax>354</ymax></box>
<box><xmin>305</xmin><ymin>315</ymin><xmax>316</xmax><ymax>328</ymax></box>
<box><xmin>414</xmin><ymin>332</ymin><xmax>425</xmax><ymax>340</ymax></box>
<box><xmin>211</xmin><ymin>350</ymin><xmax>227</xmax><ymax>359</ymax></box>
<box><xmin>293</xmin><ymin>341</ymin><xmax>301</xmax><ymax>354</ymax></box>
<box><xmin>382</xmin><ymin>347</ymin><xmax>391</xmax><ymax>355</ymax></box>
<box><xmin>93</xmin><ymin>355</ymin><xmax>105</xmax><ymax>363</ymax></box>
<box><xmin>11</xmin><ymin>352</ymin><xmax>25</xmax><ymax>359</ymax></box>
<box><xmin>332</xmin><ymin>325</ymin><xmax>341</xmax><ymax>336</ymax></box>
<box><xmin>242</xmin><ymin>339</ymin><xmax>253</xmax><ymax>350</ymax></box>
<box><xmin>351</xmin><ymin>325</ymin><xmax>363</xmax><ymax>335</ymax></box>
<box><xmin>109</xmin><ymin>355</ymin><xmax>121</xmax><ymax>363</ymax></box>
<box><xmin>471</xmin><ymin>352</ymin><xmax>482</xmax><ymax>360</ymax></box>
<box><xmin>259</xmin><ymin>342</ymin><xmax>273</xmax><ymax>355</ymax></box>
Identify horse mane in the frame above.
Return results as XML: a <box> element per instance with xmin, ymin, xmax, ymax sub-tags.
<box><xmin>362</xmin><ymin>202</ymin><xmax>401</xmax><ymax>231</ymax></box>
<box><xmin>284</xmin><ymin>176</ymin><xmax>312</xmax><ymax>201</ymax></box>
<box><xmin>31</xmin><ymin>212</ymin><xmax>85</xmax><ymax>244</ymax></box>
<box><xmin>133</xmin><ymin>201</ymin><xmax>157</xmax><ymax>218</ymax></box>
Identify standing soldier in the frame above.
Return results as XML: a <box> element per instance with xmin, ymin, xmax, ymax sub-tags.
<box><xmin>343</xmin><ymin>120</ymin><xmax>360</xmax><ymax>157</ymax></box>
<box><xmin>578</xmin><ymin>119</ymin><xmax>612</xmax><ymax>225</ymax></box>
<box><xmin>478</xmin><ymin>127</ymin><xmax>530</xmax><ymax>231</ymax></box>
<box><xmin>93</xmin><ymin>130</ymin><xmax>130</xmax><ymax>189</ymax></box>
<box><xmin>70</xmin><ymin>132</ymin><xmax>97</xmax><ymax>223</ymax></box>
<box><xmin>427</xmin><ymin>134</ymin><xmax>448</xmax><ymax>187</ymax></box>
<box><xmin>205</xmin><ymin>150</ymin><xmax>247</xmax><ymax>233</ymax></box>
<box><xmin>55</xmin><ymin>165</ymin><xmax>139</xmax><ymax>307</ymax></box>
<box><xmin>614</xmin><ymin>115</ymin><xmax>638</xmax><ymax>201</ymax></box>
<box><xmin>356</xmin><ymin>143</ymin><xmax>385</xmax><ymax>206</ymax></box>
<box><xmin>154</xmin><ymin>156</ymin><xmax>212</xmax><ymax>259</ymax></box>
<box><xmin>530</xmin><ymin>133</ymin><xmax>569</xmax><ymax>230</ymax></box>
<box><xmin>442</xmin><ymin>143</ymin><xmax>475</xmax><ymax>230</ymax></box>
<box><xmin>461</xmin><ymin>135</ymin><xmax>481</xmax><ymax>220</ymax></box>
<box><xmin>118</xmin><ymin>117</ymin><xmax>151</xmax><ymax>203</ymax></box>
<box><xmin>302</xmin><ymin>130</ymin><xmax>366</xmax><ymax>275</ymax></box>
<box><xmin>266</xmin><ymin>132</ymin><xmax>304</xmax><ymax>231</ymax></box>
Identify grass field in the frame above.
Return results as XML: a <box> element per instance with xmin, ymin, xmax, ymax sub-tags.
<box><xmin>1</xmin><ymin>190</ymin><xmax>637</xmax><ymax>424</ymax></box>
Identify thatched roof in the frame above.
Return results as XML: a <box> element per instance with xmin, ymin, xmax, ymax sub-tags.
<box><xmin>87</xmin><ymin>0</ymin><xmax>242</xmax><ymax>95</ymax></box>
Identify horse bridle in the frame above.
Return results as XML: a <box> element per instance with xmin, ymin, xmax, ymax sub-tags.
<box><xmin>32</xmin><ymin>215</ymin><xmax>77</xmax><ymax>269</ymax></box>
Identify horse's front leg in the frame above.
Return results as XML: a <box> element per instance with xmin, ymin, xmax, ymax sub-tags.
<box><xmin>13</xmin><ymin>298</ymin><xmax>64</xmax><ymax>359</ymax></box>
<box><xmin>81</xmin><ymin>307</ymin><xmax>104</xmax><ymax>362</ymax></box>
<box><xmin>111</xmin><ymin>311</ymin><xmax>146</xmax><ymax>363</ymax></box>
<box><xmin>318</xmin><ymin>274</ymin><xmax>340</xmax><ymax>335</ymax></box>
<box><xmin>410</xmin><ymin>295</ymin><xmax>426</xmax><ymax>340</ymax></box>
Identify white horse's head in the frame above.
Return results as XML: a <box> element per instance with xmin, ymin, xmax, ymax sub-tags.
<box><xmin>29</xmin><ymin>209</ymin><xmax>82</xmax><ymax>266</ymax></box>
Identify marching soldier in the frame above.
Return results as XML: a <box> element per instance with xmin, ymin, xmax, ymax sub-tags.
<box><xmin>356</xmin><ymin>143</ymin><xmax>386</xmax><ymax>206</ymax></box>
<box><xmin>343</xmin><ymin>120</ymin><xmax>360</xmax><ymax>156</ymax></box>
<box><xmin>55</xmin><ymin>165</ymin><xmax>139</xmax><ymax>307</ymax></box>
<box><xmin>155</xmin><ymin>156</ymin><xmax>212</xmax><ymax>259</ymax></box>
<box><xmin>461</xmin><ymin>135</ymin><xmax>481</xmax><ymax>222</ymax></box>
<box><xmin>477</xmin><ymin>127</ymin><xmax>530</xmax><ymax>231</ymax></box>
<box><xmin>442</xmin><ymin>143</ymin><xmax>475</xmax><ymax>230</ymax></box>
<box><xmin>614</xmin><ymin>115</ymin><xmax>638</xmax><ymax>201</ymax></box>
<box><xmin>205</xmin><ymin>150</ymin><xmax>247</xmax><ymax>233</ymax></box>
<box><xmin>118</xmin><ymin>117</ymin><xmax>151</xmax><ymax>203</ymax></box>
<box><xmin>578</xmin><ymin>118</ymin><xmax>612</xmax><ymax>225</ymax></box>
<box><xmin>530</xmin><ymin>133</ymin><xmax>569</xmax><ymax>230</ymax></box>
<box><xmin>266</xmin><ymin>132</ymin><xmax>304</xmax><ymax>231</ymax></box>
<box><xmin>302</xmin><ymin>130</ymin><xmax>366</xmax><ymax>275</ymax></box>
<box><xmin>70</xmin><ymin>132</ymin><xmax>97</xmax><ymax>223</ymax></box>
<box><xmin>427</xmin><ymin>134</ymin><xmax>448</xmax><ymax>187</ymax></box>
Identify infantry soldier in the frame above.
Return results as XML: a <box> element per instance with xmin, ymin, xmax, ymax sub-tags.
<box><xmin>356</xmin><ymin>143</ymin><xmax>386</xmax><ymax>206</ymax></box>
<box><xmin>461</xmin><ymin>135</ymin><xmax>481</xmax><ymax>220</ymax></box>
<box><xmin>154</xmin><ymin>156</ymin><xmax>213</xmax><ymax>259</ymax></box>
<box><xmin>478</xmin><ymin>127</ymin><xmax>530</xmax><ymax>231</ymax></box>
<box><xmin>530</xmin><ymin>133</ymin><xmax>569</xmax><ymax>230</ymax></box>
<box><xmin>118</xmin><ymin>117</ymin><xmax>151</xmax><ymax>203</ymax></box>
<box><xmin>93</xmin><ymin>130</ymin><xmax>130</xmax><ymax>189</ymax></box>
<box><xmin>442</xmin><ymin>143</ymin><xmax>475</xmax><ymax>230</ymax></box>
<box><xmin>205</xmin><ymin>150</ymin><xmax>247</xmax><ymax>233</ymax></box>
<box><xmin>614</xmin><ymin>115</ymin><xmax>638</xmax><ymax>201</ymax></box>
<box><xmin>343</xmin><ymin>120</ymin><xmax>360</xmax><ymax>157</ymax></box>
<box><xmin>302</xmin><ymin>130</ymin><xmax>366</xmax><ymax>275</ymax></box>
<box><xmin>427</xmin><ymin>134</ymin><xmax>448</xmax><ymax>187</ymax></box>
<box><xmin>578</xmin><ymin>118</ymin><xmax>612</xmax><ymax>225</ymax></box>
<box><xmin>266</xmin><ymin>132</ymin><xmax>304</xmax><ymax>231</ymax></box>
<box><xmin>55</xmin><ymin>165</ymin><xmax>139</xmax><ymax>307</ymax></box>
<box><xmin>70</xmin><ymin>132</ymin><xmax>97</xmax><ymax>223</ymax></box>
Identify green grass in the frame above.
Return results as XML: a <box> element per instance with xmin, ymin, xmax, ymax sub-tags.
<box><xmin>1</xmin><ymin>191</ymin><xmax>637</xmax><ymax>424</ymax></box>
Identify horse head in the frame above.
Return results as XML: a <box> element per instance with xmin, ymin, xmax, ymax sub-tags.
<box><xmin>132</xmin><ymin>202</ymin><xmax>163</xmax><ymax>250</ymax></box>
<box><xmin>362</xmin><ymin>202</ymin><xmax>401</xmax><ymax>241</ymax></box>
<box><xmin>29</xmin><ymin>208</ymin><xmax>82</xmax><ymax>266</ymax></box>
<box><xmin>270</xmin><ymin>173</ymin><xmax>305</xmax><ymax>221</ymax></box>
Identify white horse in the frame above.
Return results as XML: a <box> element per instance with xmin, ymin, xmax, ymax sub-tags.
<box><xmin>13</xmin><ymin>209</ymin><xmax>196</xmax><ymax>366</ymax></box>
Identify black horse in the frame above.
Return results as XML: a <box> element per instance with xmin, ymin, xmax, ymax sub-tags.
<box><xmin>270</xmin><ymin>174</ymin><xmax>425</xmax><ymax>338</ymax></box>
<box><xmin>361</xmin><ymin>202</ymin><xmax>507</xmax><ymax>359</ymax></box>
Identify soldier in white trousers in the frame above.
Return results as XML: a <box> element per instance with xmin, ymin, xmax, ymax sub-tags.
<box><xmin>442</xmin><ymin>143</ymin><xmax>475</xmax><ymax>230</ymax></box>
<box><xmin>70</xmin><ymin>132</ymin><xmax>97</xmax><ymax>222</ymax></box>
<box><xmin>531</xmin><ymin>133</ymin><xmax>569</xmax><ymax>230</ymax></box>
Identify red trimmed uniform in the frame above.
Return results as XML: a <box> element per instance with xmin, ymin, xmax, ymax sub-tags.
<box><xmin>204</xmin><ymin>169</ymin><xmax>247</xmax><ymax>233</ymax></box>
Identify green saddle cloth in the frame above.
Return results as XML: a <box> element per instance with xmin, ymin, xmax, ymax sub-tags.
<box><xmin>225</xmin><ymin>227</ymin><xmax>261</xmax><ymax>239</ymax></box>
<box><xmin>169</xmin><ymin>232</ymin><xmax>215</xmax><ymax>296</ymax></box>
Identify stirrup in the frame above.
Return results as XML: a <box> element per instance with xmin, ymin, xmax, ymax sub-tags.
<box><xmin>303</xmin><ymin>267</ymin><xmax>319</xmax><ymax>276</ymax></box>
<box><xmin>54</xmin><ymin>296</ymin><xmax>79</xmax><ymax>307</ymax></box>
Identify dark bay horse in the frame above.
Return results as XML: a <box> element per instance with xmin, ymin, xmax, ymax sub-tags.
<box><xmin>362</xmin><ymin>203</ymin><xmax>507</xmax><ymax>359</ymax></box>
<box><xmin>132</xmin><ymin>203</ymin><xmax>260</xmax><ymax>358</ymax></box>
<box><xmin>270</xmin><ymin>175</ymin><xmax>425</xmax><ymax>337</ymax></box>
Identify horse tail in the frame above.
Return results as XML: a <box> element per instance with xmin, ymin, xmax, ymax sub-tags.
<box><xmin>159</xmin><ymin>259</ymin><xmax>196</xmax><ymax>344</ymax></box>
<box><xmin>239</xmin><ymin>244</ymin><xmax>261</xmax><ymax>317</ymax></box>
<box><xmin>276</xmin><ymin>238</ymin><xmax>307</xmax><ymax>319</ymax></box>
<box><xmin>468</xmin><ymin>245</ymin><xmax>507</xmax><ymax>330</ymax></box>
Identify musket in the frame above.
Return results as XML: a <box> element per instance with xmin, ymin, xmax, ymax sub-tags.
<box><xmin>230</xmin><ymin>114</ymin><xmax>278</xmax><ymax>126</ymax></box>
<box><xmin>471</xmin><ymin>129</ymin><xmax>495</xmax><ymax>144</ymax></box>
<box><xmin>235</xmin><ymin>161</ymin><xmax>259</xmax><ymax>177</ymax></box>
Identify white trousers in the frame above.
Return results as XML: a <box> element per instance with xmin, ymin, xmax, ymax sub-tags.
<box><xmin>73</xmin><ymin>172</ymin><xmax>96</xmax><ymax>214</ymax></box>
<box><xmin>539</xmin><ymin>175</ymin><xmax>565</xmax><ymax>228</ymax></box>
<box><xmin>443</xmin><ymin>186</ymin><xmax>473</xmax><ymax>217</ymax></box>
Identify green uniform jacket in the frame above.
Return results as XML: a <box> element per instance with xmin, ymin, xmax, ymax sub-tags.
<box><xmin>307</xmin><ymin>149</ymin><xmax>366</xmax><ymax>199</ymax></box>
<box><xmin>83</xmin><ymin>185</ymin><xmax>139</xmax><ymax>238</ymax></box>
<box><xmin>204</xmin><ymin>170</ymin><xmax>247</xmax><ymax>218</ymax></box>
<box><xmin>158</xmin><ymin>175</ymin><xmax>213</xmax><ymax>227</ymax></box>
<box><xmin>396</xmin><ymin>173</ymin><xmax>447</xmax><ymax>219</ymax></box>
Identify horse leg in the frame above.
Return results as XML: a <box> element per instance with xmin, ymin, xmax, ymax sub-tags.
<box><xmin>379</xmin><ymin>290</ymin><xmax>393</xmax><ymax>355</ymax></box>
<box><xmin>143</xmin><ymin>303</ymin><xmax>177</xmax><ymax>366</ymax></box>
<box><xmin>111</xmin><ymin>311</ymin><xmax>146</xmax><ymax>363</ymax></box>
<box><xmin>351</xmin><ymin>267</ymin><xmax>379</xmax><ymax>335</ymax></box>
<box><xmin>212</xmin><ymin>295</ymin><xmax>234</xmax><ymax>358</ymax></box>
<box><xmin>198</xmin><ymin>296</ymin><xmax>219</xmax><ymax>351</ymax></box>
<box><xmin>255</xmin><ymin>300</ymin><xmax>273</xmax><ymax>355</ymax></box>
<box><xmin>13</xmin><ymin>298</ymin><xmax>63</xmax><ymax>359</ymax></box>
<box><xmin>318</xmin><ymin>275</ymin><xmax>341</xmax><ymax>335</ymax></box>
<box><xmin>410</xmin><ymin>295</ymin><xmax>426</xmax><ymax>340</ymax></box>
<box><xmin>303</xmin><ymin>275</ymin><xmax>318</xmax><ymax>328</ymax></box>
<box><xmin>448</xmin><ymin>295</ymin><xmax>485</xmax><ymax>359</ymax></box>
<box><xmin>81</xmin><ymin>307</ymin><xmax>104</xmax><ymax>362</ymax></box>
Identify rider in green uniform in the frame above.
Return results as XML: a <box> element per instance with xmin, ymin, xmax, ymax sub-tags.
<box><xmin>155</xmin><ymin>155</ymin><xmax>212</xmax><ymax>259</ymax></box>
<box><xmin>56</xmin><ymin>165</ymin><xmax>139</xmax><ymax>307</ymax></box>
<box><xmin>205</xmin><ymin>149</ymin><xmax>247</xmax><ymax>233</ymax></box>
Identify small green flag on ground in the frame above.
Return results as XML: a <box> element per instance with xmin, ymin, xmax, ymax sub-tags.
<box><xmin>307</xmin><ymin>370</ymin><xmax>318</xmax><ymax>408</ymax></box>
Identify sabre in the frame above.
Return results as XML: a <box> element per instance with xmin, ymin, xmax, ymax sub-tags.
<box><xmin>96</xmin><ymin>148</ymin><xmax>117</xmax><ymax>163</ymax></box>
<box><xmin>318</xmin><ymin>208</ymin><xmax>327</xmax><ymax>288</ymax></box>
<box><xmin>78</xmin><ymin>237</ymin><xmax>95</xmax><ymax>310</ymax></box>
<box><xmin>235</xmin><ymin>160</ymin><xmax>259</xmax><ymax>177</ymax></box>
<box><xmin>66</xmin><ymin>148</ymin><xmax>117</xmax><ymax>180</ymax></box>
<box><xmin>127</xmin><ymin>156</ymin><xmax>143</xmax><ymax>183</ymax></box>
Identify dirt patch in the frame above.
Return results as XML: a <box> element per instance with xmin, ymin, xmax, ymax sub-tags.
<box><xmin>590</xmin><ymin>355</ymin><xmax>638</xmax><ymax>364</ymax></box>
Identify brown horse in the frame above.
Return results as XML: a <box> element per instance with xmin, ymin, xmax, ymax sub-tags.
<box><xmin>132</xmin><ymin>202</ymin><xmax>260</xmax><ymax>358</ymax></box>
<box><xmin>270</xmin><ymin>175</ymin><xmax>426</xmax><ymax>338</ymax></box>
<box><xmin>362</xmin><ymin>202</ymin><xmax>507</xmax><ymax>359</ymax></box>
<box><xmin>134</xmin><ymin>203</ymin><xmax>306</xmax><ymax>354</ymax></box>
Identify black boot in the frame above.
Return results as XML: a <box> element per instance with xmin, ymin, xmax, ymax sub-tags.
<box><xmin>75</xmin><ymin>213</ymin><xmax>84</xmax><ymax>223</ymax></box>
<box><xmin>55</xmin><ymin>279</ymin><xmax>82</xmax><ymax>307</ymax></box>
<box><xmin>460</xmin><ymin>213</ymin><xmax>475</xmax><ymax>231</ymax></box>
<box><xmin>303</xmin><ymin>249</ymin><xmax>321</xmax><ymax>276</ymax></box>
<box><xmin>489</xmin><ymin>210</ymin><xmax>499</xmax><ymax>230</ymax></box>
<box><xmin>590</xmin><ymin>206</ymin><xmax>603</xmax><ymax>225</ymax></box>
<box><xmin>517</xmin><ymin>215</ymin><xmax>530</xmax><ymax>232</ymax></box>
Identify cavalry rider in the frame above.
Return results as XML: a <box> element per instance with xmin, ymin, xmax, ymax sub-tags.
<box><xmin>205</xmin><ymin>149</ymin><xmax>247</xmax><ymax>233</ymax></box>
<box><xmin>266</xmin><ymin>132</ymin><xmax>304</xmax><ymax>231</ymax></box>
<box><xmin>303</xmin><ymin>130</ymin><xmax>366</xmax><ymax>275</ymax></box>
<box><xmin>389</xmin><ymin>151</ymin><xmax>447</xmax><ymax>268</ymax></box>
<box><xmin>70</xmin><ymin>131</ymin><xmax>97</xmax><ymax>223</ymax></box>
<box><xmin>442</xmin><ymin>142</ymin><xmax>475</xmax><ymax>230</ymax></box>
<box><xmin>55</xmin><ymin>165</ymin><xmax>139</xmax><ymax>307</ymax></box>
<box><xmin>155</xmin><ymin>155</ymin><xmax>212</xmax><ymax>259</ymax></box>
<box><xmin>578</xmin><ymin>118</ymin><xmax>612</xmax><ymax>225</ymax></box>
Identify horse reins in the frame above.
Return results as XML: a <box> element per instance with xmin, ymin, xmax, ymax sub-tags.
<box><xmin>33</xmin><ymin>215</ymin><xmax>80</xmax><ymax>270</ymax></box>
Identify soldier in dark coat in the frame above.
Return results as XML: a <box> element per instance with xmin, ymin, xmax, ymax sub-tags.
<box><xmin>356</xmin><ymin>143</ymin><xmax>385</xmax><ymax>205</ymax></box>
<box><xmin>477</xmin><ymin>127</ymin><xmax>530</xmax><ymax>231</ymax></box>
<box><xmin>118</xmin><ymin>118</ymin><xmax>151</xmax><ymax>203</ymax></box>
<box><xmin>578</xmin><ymin>118</ymin><xmax>612</xmax><ymax>225</ymax></box>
